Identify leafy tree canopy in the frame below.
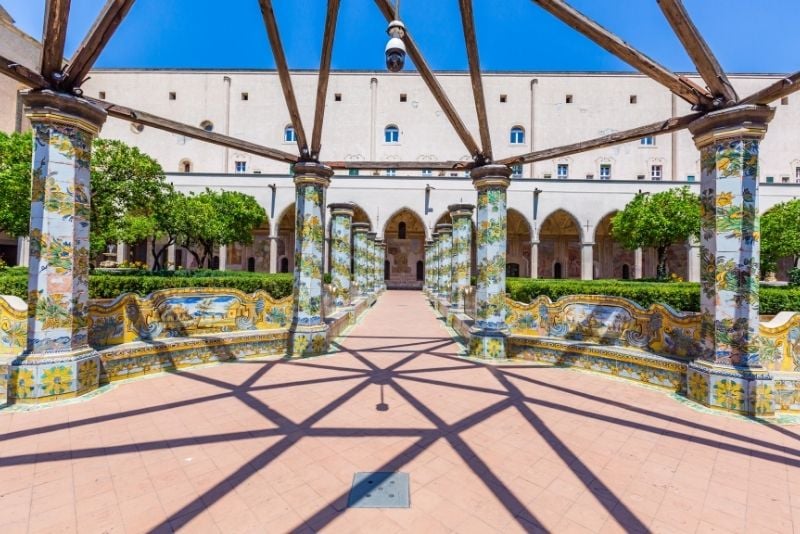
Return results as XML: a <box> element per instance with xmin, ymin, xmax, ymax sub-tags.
<box><xmin>761</xmin><ymin>199</ymin><xmax>800</xmax><ymax>273</ymax></box>
<box><xmin>611</xmin><ymin>186</ymin><xmax>700</xmax><ymax>279</ymax></box>
<box><xmin>0</xmin><ymin>131</ymin><xmax>32</xmax><ymax>237</ymax></box>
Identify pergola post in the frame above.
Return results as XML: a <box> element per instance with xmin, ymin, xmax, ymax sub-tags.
<box><xmin>13</xmin><ymin>90</ymin><xmax>106</xmax><ymax>402</ymax></box>
<box><xmin>352</xmin><ymin>223</ymin><xmax>370</xmax><ymax>296</ymax></box>
<box><xmin>328</xmin><ymin>203</ymin><xmax>355</xmax><ymax>306</ymax></box>
<box><xmin>430</xmin><ymin>232</ymin><xmax>440</xmax><ymax>297</ymax></box>
<box><xmin>377</xmin><ymin>239</ymin><xmax>387</xmax><ymax>291</ymax></box>
<box><xmin>423</xmin><ymin>240</ymin><xmax>433</xmax><ymax>294</ymax></box>
<box><xmin>289</xmin><ymin>162</ymin><xmax>332</xmax><ymax>357</ymax></box>
<box><xmin>449</xmin><ymin>204</ymin><xmax>474</xmax><ymax>311</ymax></box>
<box><xmin>687</xmin><ymin>104</ymin><xmax>776</xmax><ymax>417</ymax></box>
<box><xmin>469</xmin><ymin>164</ymin><xmax>512</xmax><ymax>359</ymax></box>
<box><xmin>435</xmin><ymin>224</ymin><xmax>453</xmax><ymax>301</ymax></box>
<box><xmin>366</xmin><ymin>232</ymin><xmax>377</xmax><ymax>295</ymax></box>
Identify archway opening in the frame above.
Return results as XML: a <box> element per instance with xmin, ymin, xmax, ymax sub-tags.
<box><xmin>539</xmin><ymin>210</ymin><xmax>581</xmax><ymax>279</ymax></box>
<box><xmin>385</xmin><ymin>208</ymin><xmax>426</xmax><ymax>289</ymax></box>
<box><xmin>594</xmin><ymin>212</ymin><xmax>634</xmax><ymax>280</ymax></box>
<box><xmin>508</xmin><ymin>209</ymin><xmax>532</xmax><ymax>278</ymax></box>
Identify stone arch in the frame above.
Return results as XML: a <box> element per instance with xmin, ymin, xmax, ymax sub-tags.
<box><xmin>384</xmin><ymin>207</ymin><xmax>426</xmax><ymax>289</ymax></box>
<box><xmin>539</xmin><ymin>209</ymin><xmax>582</xmax><ymax>279</ymax></box>
<box><xmin>276</xmin><ymin>202</ymin><xmax>296</xmax><ymax>273</ymax></box>
<box><xmin>508</xmin><ymin>209</ymin><xmax>533</xmax><ymax>278</ymax></box>
<box><xmin>229</xmin><ymin>217</ymin><xmax>271</xmax><ymax>272</ymax></box>
<box><xmin>381</xmin><ymin>207</ymin><xmax>428</xmax><ymax>240</ymax></box>
<box><xmin>593</xmin><ymin>211</ymin><xmax>634</xmax><ymax>280</ymax></box>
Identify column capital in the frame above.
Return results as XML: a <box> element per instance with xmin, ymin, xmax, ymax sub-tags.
<box><xmin>688</xmin><ymin>104</ymin><xmax>775</xmax><ymax>148</ymax></box>
<box><xmin>448</xmin><ymin>203</ymin><xmax>475</xmax><ymax>219</ymax></box>
<box><xmin>328</xmin><ymin>202</ymin><xmax>355</xmax><ymax>218</ymax></box>
<box><xmin>471</xmin><ymin>164</ymin><xmax>511</xmax><ymax>190</ymax></box>
<box><xmin>352</xmin><ymin>222</ymin><xmax>370</xmax><ymax>234</ymax></box>
<box><xmin>435</xmin><ymin>223</ymin><xmax>453</xmax><ymax>235</ymax></box>
<box><xmin>366</xmin><ymin>231</ymin><xmax>377</xmax><ymax>241</ymax></box>
<box><xmin>293</xmin><ymin>161</ymin><xmax>333</xmax><ymax>187</ymax></box>
<box><xmin>24</xmin><ymin>89</ymin><xmax>107</xmax><ymax>135</ymax></box>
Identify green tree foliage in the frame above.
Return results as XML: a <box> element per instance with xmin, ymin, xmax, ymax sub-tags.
<box><xmin>611</xmin><ymin>187</ymin><xmax>700</xmax><ymax>280</ymax></box>
<box><xmin>0</xmin><ymin>131</ymin><xmax>32</xmax><ymax>237</ymax></box>
<box><xmin>761</xmin><ymin>199</ymin><xmax>800</xmax><ymax>275</ymax></box>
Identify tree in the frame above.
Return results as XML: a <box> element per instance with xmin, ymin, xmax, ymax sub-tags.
<box><xmin>611</xmin><ymin>186</ymin><xmax>700</xmax><ymax>280</ymax></box>
<box><xmin>90</xmin><ymin>139</ymin><xmax>170</xmax><ymax>257</ymax></box>
<box><xmin>0</xmin><ymin>131</ymin><xmax>32</xmax><ymax>237</ymax></box>
<box><xmin>177</xmin><ymin>189</ymin><xmax>266</xmax><ymax>268</ymax></box>
<box><xmin>761</xmin><ymin>199</ymin><xmax>800</xmax><ymax>275</ymax></box>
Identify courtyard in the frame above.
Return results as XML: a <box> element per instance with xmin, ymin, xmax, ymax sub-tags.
<box><xmin>1</xmin><ymin>291</ymin><xmax>798</xmax><ymax>533</ymax></box>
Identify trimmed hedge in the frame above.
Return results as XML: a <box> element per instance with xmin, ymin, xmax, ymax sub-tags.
<box><xmin>506</xmin><ymin>278</ymin><xmax>800</xmax><ymax>316</ymax></box>
<box><xmin>0</xmin><ymin>270</ymin><xmax>293</xmax><ymax>300</ymax></box>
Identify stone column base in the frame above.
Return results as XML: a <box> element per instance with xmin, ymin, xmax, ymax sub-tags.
<box><xmin>687</xmin><ymin>360</ymin><xmax>775</xmax><ymax>417</ymax></box>
<box><xmin>289</xmin><ymin>324</ymin><xmax>330</xmax><ymax>358</ymax></box>
<box><xmin>10</xmin><ymin>348</ymin><xmax>101</xmax><ymax>403</ymax></box>
<box><xmin>468</xmin><ymin>329</ymin><xmax>509</xmax><ymax>360</ymax></box>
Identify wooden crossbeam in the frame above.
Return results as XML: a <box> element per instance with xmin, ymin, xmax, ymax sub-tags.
<box><xmin>84</xmin><ymin>96</ymin><xmax>299</xmax><ymax>164</ymax></box>
<box><xmin>63</xmin><ymin>0</ymin><xmax>136</xmax><ymax>88</ymax></box>
<box><xmin>458</xmin><ymin>0</ymin><xmax>492</xmax><ymax>161</ymax></box>
<box><xmin>310</xmin><ymin>0</ymin><xmax>341</xmax><ymax>160</ymax></box>
<box><xmin>529</xmin><ymin>0</ymin><xmax>713</xmax><ymax>108</ymax></box>
<box><xmin>741</xmin><ymin>72</ymin><xmax>800</xmax><ymax>105</ymax></box>
<box><xmin>0</xmin><ymin>54</ymin><xmax>49</xmax><ymax>89</ymax></box>
<box><xmin>374</xmin><ymin>0</ymin><xmax>481</xmax><ymax>159</ymax></box>
<box><xmin>258</xmin><ymin>0</ymin><xmax>309</xmax><ymax>158</ymax></box>
<box><xmin>40</xmin><ymin>0</ymin><xmax>71</xmax><ymax>81</ymax></box>
<box><xmin>326</xmin><ymin>160</ymin><xmax>464</xmax><ymax>170</ymax></box>
<box><xmin>497</xmin><ymin>112</ymin><xmax>702</xmax><ymax>166</ymax></box>
<box><xmin>657</xmin><ymin>0</ymin><xmax>737</xmax><ymax>104</ymax></box>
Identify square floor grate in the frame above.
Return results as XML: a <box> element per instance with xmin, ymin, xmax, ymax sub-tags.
<box><xmin>347</xmin><ymin>472</ymin><xmax>410</xmax><ymax>508</ymax></box>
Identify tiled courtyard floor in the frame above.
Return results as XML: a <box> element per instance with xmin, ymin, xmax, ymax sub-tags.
<box><xmin>1</xmin><ymin>290</ymin><xmax>799</xmax><ymax>533</ymax></box>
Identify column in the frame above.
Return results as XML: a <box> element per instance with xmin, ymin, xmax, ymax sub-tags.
<box><xmin>634</xmin><ymin>248</ymin><xmax>643</xmax><ymax>279</ymax></box>
<box><xmin>436</xmin><ymin>224</ymin><xmax>453</xmax><ymax>300</ymax></box>
<box><xmin>581</xmin><ymin>242</ymin><xmax>594</xmax><ymax>280</ymax></box>
<box><xmin>14</xmin><ymin>90</ymin><xmax>106</xmax><ymax>402</ymax></box>
<box><xmin>289</xmin><ymin>162</ymin><xmax>333</xmax><ymax>358</ymax></box>
<box><xmin>167</xmin><ymin>243</ymin><xmax>176</xmax><ymax>271</ymax></box>
<box><xmin>687</xmin><ymin>237</ymin><xmax>701</xmax><ymax>283</ymax></box>
<box><xmin>449</xmin><ymin>204</ymin><xmax>474</xmax><ymax>309</ymax></box>
<box><xmin>268</xmin><ymin>236</ymin><xmax>278</xmax><ymax>273</ymax></box>
<box><xmin>686</xmin><ymin>104</ymin><xmax>775</xmax><ymax>417</ymax></box>
<box><xmin>366</xmin><ymin>232</ymin><xmax>377</xmax><ymax>295</ymax></box>
<box><xmin>376</xmin><ymin>239</ymin><xmax>386</xmax><ymax>291</ymax></box>
<box><xmin>469</xmin><ymin>164</ymin><xmax>512</xmax><ymax>359</ymax></box>
<box><xmin>352</xmin><ymin>223</ymin><xmax>370</xmax><ymax>296</ymax></box>
<box><xmin>16</xmin><ymin>237</ymin><xmax>29</xmax><ymax>267</ymax></box>
<box><xmin>430</xmin><ymin>232</ymin><xmax>440</xmax><ymax>296</ymax></box>
<box><xmin>328</xmin><ymin>203</ymin><xmax>355</xmax><ymax>306</ymax></box>
<box><xmin>423</xmin><ymin>241</ymin><xmax>432</xmax><ymax>293</ymax></box>
<box><xmin>145</xmin><ymin>238</ymin><xmax>154</xmax><ymax>269</ymax></box>
<box><xmin>219</xmin><ymin>245</ymin><xmax>227</xmax><ymax>271</ymax></box>
<box><xmin>115</xmin><ymin>241</ymin><xmax>128</xmax><ymax>264</ymax></box>
<box><xmin>530</xmin><ymin>240</ymin><xmax>539</xmax><ymax>279</ymax></box>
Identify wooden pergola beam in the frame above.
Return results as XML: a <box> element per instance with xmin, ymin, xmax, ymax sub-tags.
<box><xmin>657</xmin><ymin>0</ymin><xmax>737</xmax><ymax>104</ymax></box>
<box><xmin>40</xmin><ymin>0</ymin><xmax>71</xmax><ymax>81</ymax></box>
<box><xmin>374</xmin><ymin>0</ymin><xmax>482</xmax><ymax>159</ymax></box>
<box><xmin>497</xmin><ymin>111</ymin><xmax>702</xmax><ymax>166</ymax></box>
<box><xmin>326</xmin><ymin>160</ymin><xmax>464</xmax><ymax>170</ymax></box>
<box><xmin>740</xmin><ymin>72</ymin><xmax>800</xmax><ymax>105</ymax></box>
<box><xmin>310</xmin><ymin>0</ymin><xmax>341</xmax><ymax>160</ymax></box>
<box><xmin>84</xmin><ymin>96</ymin><xmax>299</xmax><ymax>164</ymax></box>
<box><xmin>0</xmin><ymin>54</ymin><xmax>49</xmax><ymax>89</ymax></box>
<box><xmin>530</xmin><ymin>0</ymin><xmax>713</xmax><ymax>108</ymax></box>
<box><xmin>458</xmin><ymin>0</ymin><xmax>492</xmax><ymax>161</ymax></box>
<box><xmin>258</xmin><ymin>0</ymin><xmax>309</xmax><ymax>158</ymax></box>
<box><xmin>63</xmin><ymin>0</ymin><xmax>136</xmax><ymax>89</ymax></box>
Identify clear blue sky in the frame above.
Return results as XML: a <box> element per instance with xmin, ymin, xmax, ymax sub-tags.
<box><xmin>4</xmin><ymin>0</ymin><xmax>799</xmax><ymax>73</ymax></box>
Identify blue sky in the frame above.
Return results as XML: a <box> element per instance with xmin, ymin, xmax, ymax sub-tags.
<box><xmin>4</xmin><ymin>0</ymin><xmax>799</xmax><ymax>73</ymax></box>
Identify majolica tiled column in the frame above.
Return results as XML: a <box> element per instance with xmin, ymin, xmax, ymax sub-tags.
<box><xmin>423</xmin><ymin>241</ymin><xmax>432</xmax><ymax>294</ymax></box>
<box><xmin>435</xmin><ymin>224</ymin><xmax>453</xmax><ymax>301</ymax></box>
<box><xmin>449</xmin><ymin>204</ymin><xmax>474</xmax><ymax>310</ymax></box>
<box><xmin>377</xmin><ymin>239</ymin><xmax>387</xmax><ymax>291</ymax></box>
<box><xmin>328</xmin><ymin>203</ymin><xmax>355</xmax><ymax>307</ymax></box>
<box><xmin>431</xmin><ymin>232</ymin><xmax>440</xmax><ymax>297</ymax></box>
<box><xmin>687</xmin><ymin>105</ymin><xmax>775</xmax><ymax>417</ymax></box>
<box><xmin>469</xmin><ymin>165</ymin><xmax>512</xmax><ymax>359</ymax></box>
<box><xmin>289</xmin><ymin>162</ymin><xmax>333</xmax><ymax>357</ymax></box>
<box><xmin>12</xmin><ymin>91</ymin><xmax>107</xmax><ymax>402</ymax></box>
<box><xmin>352</xmin><ymin>223</ymin><xmax>370</xmax><ymax>296</ymax></box>
<box><xmin>366</xmin><ymin>232</ymin><xmax>377</xmax><ymax>295</ymax></box>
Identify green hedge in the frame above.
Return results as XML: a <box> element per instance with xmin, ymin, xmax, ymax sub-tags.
<box><xmin>0</xmin><ymin>270</ymin><xmax>293</xmax><ymax>300</ymax></box>
<box><xmin>505</xmin><ymin>278</ymin><xmax>800</xmax><ymax>315</ymax></box>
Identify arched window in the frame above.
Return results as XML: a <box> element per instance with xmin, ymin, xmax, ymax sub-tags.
<box><xmin>280</xmin><ymin>257</ymin><xmax>289</xmax><ymax>272</ymax></box>
<box><xmin>510</xmin><ymin>126</ymin><xmax>525</xmax><ymax>145</ymax></box>
<box><xmin>398</xmin><ymin>222</ymin><xmax>407</xmax><ymax>239</ymax></box>
<box><xmin>284</xmin><ymin>125</ymin><xmax>296</xmax><ymax>143</ymax></box>
<box><xmin>180</xmin><ymin>159</ymin><xmax>192</xmax><ymax>173</ymax></box>
<box><xmin>200</xmin><ymin>120</ymin><xmax>214</xmax><ymax>132</ymax></box>
<box><xmin>384</xmin><ymin>125</ymin><xmax>399</xmax><ymax>143</ymax></box>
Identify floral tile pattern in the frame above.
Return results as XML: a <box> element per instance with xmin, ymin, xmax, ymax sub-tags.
<box><xmin>435</xmin><ymin>224</ymin><xmax>453</xmax><ymax>300</ymax></box>
<box><xmin>474</xmin><ymin>186</ymin><xmax>508</xmax><ymax>331</ymax></box>
<box><xmin>329</xmin><ymin>206</ymin><xmax>353</xmax><ymax>306</ymax></box>
<box><xmin>450</xmin><ymin>207</ymin><xmax>473</xmax><ymax>307</ymax></box>
<box><xmin>352</xmin><ymin>223</ymin><xmax>370</xmax><ymax>296</ymax></box>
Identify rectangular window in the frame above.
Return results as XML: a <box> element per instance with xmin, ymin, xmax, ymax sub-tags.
<box><xmin>500</xmin><ymin>94</ymin><xmax>507</xmax><ymax>103</ymax></box>
<box><xmin>565</xmin><ymin>94</ymin><xmax>573</xmax><ymax>104</ymax></box>
<box><xmin>400</xmin><ymin>93</ymin><xmax>407</xmax><ymax>102</ymax></box>
<box><xmin>796</xmin><ymin>167</ymin><xmax>800</xmax><ymax>179</ymax></box>
<box><xmin>585</xmin><ymin>173</ymin><xmax>594</xmax><ymax>180</ymax></box>
<box><xmin>637</xmin><ymin>174</ymin><xmax>645</xmax><ymax>180</ymax></box>
<box><xmin>629</xmin><ymin>95</ymin><xmax>637</xmax><ymax>104</ymax></box>
<box><xmin>169</xmin><ymin>92</ymin><xmax>176</xmax><ymax>100</ymax></box>
<box><xmin>557</xmin><ymin>164</ymin><xmax>569</xmax><ymax>179</ymax></box>
<box><xmin>782</xmin><ymin>97</ymin><xmax>790</xmax><ymax>105</ymax></box>
<box><xmin>640</xmin><ymin>136</ymin><xmax>655</xmax><ymax>146</ymax></box>
<box><xmin>511</xmin><ymin>164</ymin><xmax>523</xmax><ymax>177</ymax></box>
<box><xmin>241</xmin><ymin>92</ymin><xmax>249</xmax><ymax>101</ymax></box>
<box><xmin>386</xmin><ymin>168</ymin><xmax>396</xmax><ymax>176</ymax></box>
<box><xmin>99</xmin><ymin>91</ymin><xmax>106</xmax><ymax>99</ymax></box>
<box><xmin>766</xmin><ymin>176</ymin><xmax>774</xmax><ymax>183</ymax></box>
<box><xmin>253</xmin><ymin>170</ymin><xmax>261</xmax><ymax>174</ymax></box>
<box><xmin>421</xmin><ymin>169</ymin><xmax>432</xmax><ymax>176</ymax></box>
<box><xmin>449</xmin><ymin>172</ymin><xmax>458</xmax><ymax>177</ymax></box>
<box><xmin>335</xmin><ymin>93</ymin><xmax>342</xmax><ymax>101</ymax></box>
<box><xmin>686</xmin><ymin>175</ymin><xmax>695</xmax><ymax>182</ymax></box>
<box><xmin>782</xmin><ymin>175</ymin><xmax>790</xmax><ymax>183</ymax></box>
<box><xmin>235</xmin><ymin>161</ymin><xmax>247</xmax><ymax>173</ymax></box>
<box><xmin>348</xmin><ymin>168</ymin><xmax>359</xmax><ymax>176</ymax></box>
<box><xmin>651</xmin><ymin>165</ymin><xmax>663</xmax><ymax>181</ymax></box>
<box><xmin>599</xmin><ymin>164</ymin><xmax>611</xmax><ymax>180</ymax></box>
<box><xmin>543</xmin><ymin>173</ymin><xmax>552</xmax><ymax>179</ymax></box>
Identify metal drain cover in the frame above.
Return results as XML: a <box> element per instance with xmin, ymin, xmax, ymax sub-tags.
<box><xmin>347</xmin><ymin>472</ymin><xmax>410</xmax><ymax>508</ymax></box>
